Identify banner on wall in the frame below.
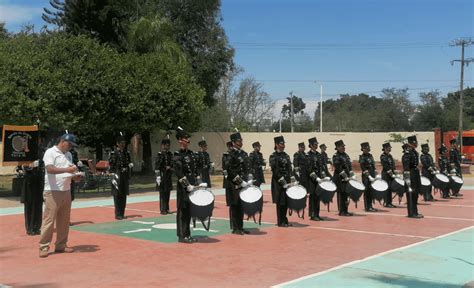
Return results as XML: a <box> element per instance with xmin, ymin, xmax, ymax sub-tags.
<box><xmin>1</xmin><ymin>125</ymin><xmax>39</xmax><ymax>166</ymax></box>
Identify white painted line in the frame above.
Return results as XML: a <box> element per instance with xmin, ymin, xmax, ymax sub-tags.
<box><xmin>272</xmin><ymin>225</ymin><xmax>474</xmax><ymax>288</ymax></box>
<box><xmin>358</xmin><ymin>211</ymin><xmax>474</xmax><ymax>222</ymax></box>
<box><xmin>132</xmin><ymin>221</ymin><xmax>155</xmax><ymax>225</ymax></box>
<box><xmin>306</xmin><ymin>226</ymin><xmax>430</xmax><ymax>239</ymax></box>
<box><xmin>430</xmin><ymin>203</ymin><xmax>474</xmax><ymax>208</ymax></box>
<box><xmin>123</xmin><ymin>228</ymin><xmax>152</xmax><ymax>233</ymax></box>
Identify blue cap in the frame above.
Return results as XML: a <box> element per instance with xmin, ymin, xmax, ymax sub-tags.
<box><xmin>60</xmin><ymin>134</ymin><xmax>78</xmax><ymax>147</ymax></box>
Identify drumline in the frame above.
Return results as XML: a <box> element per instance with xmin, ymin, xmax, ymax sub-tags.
<box><xmin>188</xmin><ymin>170</ymin><xmax>464</xmax><ymax>231</ymax></box>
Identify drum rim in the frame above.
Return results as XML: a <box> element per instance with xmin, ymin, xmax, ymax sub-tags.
<box><xmin>286</xmin><ymin>185</ymin><xmax>307</xmax><ymax>199</ymax></box>
<box><xmin>420</xmin><ymin>176</ymin><xmax>431</xmax><ymax>186</ymax></box>
<box><xmin>349</xmin><ymin>179</ymin><xmax>365</xmax><ymax>190</ymax></box>
<box><xmin>319</xmin><ymin>181</ymin><xmax>337</xmax><ymax>191</ymax></box>
<box><xmin>371</xmin><ymin>179</ymin><xmax>388</xmax><ymax>190</ymax></box>
<box><xmin>240</xmin><ymin>186</ymin><xmax>263</xmax><ymax>202</ymax></box>
<box><xmin>189</xmin><ymin>189</ymin><xmax>215</xmax><ymax>206</ymax></box>
<box><xmin>435</xmin><ymin>173</ymin><xmax>449</xmax><ymax>182</ymax></box>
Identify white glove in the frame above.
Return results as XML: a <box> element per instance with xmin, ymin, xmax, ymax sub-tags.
<box><xmin>351</xmin><ymin>175</ymin><xmax>357</xmax><ymax>180</ymax></box>
<box><xmin>316</xmin><ymin>177</ymin><xmax>322</xmax><ymax>184</ymax></box>
<box><xmin>128</xmin><ymin>163</ymin><xmax>134</xmax><ymax>168</ymax></box>
<box><xmin>375</xmin><ymin>174</ymin><xmax>381</xmax><ymax>180</ymax></box>
<box><xmin>323</xmin><ymin>177</ymin><xmax>331</xmax><ymax>181</ymax></box>
<box><xmin>262</xmin><ymin>166</ymin><xmax>265</xmax><ymax>171</ymax></box>
<box><xmin>32</xmin><ymin>160</ymin><xmax>39</xmax><ymax>168</ymax></box>
<box><xmin>283</xmin><ymin>183</ymin><xmax>289</xmax><ymax>189</ymax></box>
<box><xmin>247</xmin><ymin>179</ymin><xmax>255</xmax><ymax>186</ymax></box>
<box><xmin>199</xmin><ymin>182</ymin><xmax>208</xmax><ymax>188</ymax></box>
<box><xmin>186</xmin><ymin>185</ymin><xmax>195</xmax><ymax>192</ymax></box>
<box><xmin>210</xmin><ymin>162</ymin><xmax>215</xmax><ymax>167</ymax></box>
<box><xmin>368</xmin><ymin>176</ymin><xmax>375</xmax><ymax>182</ymax></box>
<box><xmin>241</xmin><ymin>181</ymin><xmax>250</xmax><ymax>188</ymax></box>
<box><xmin>156</xmin><ymin>176</ymin><xmax>161</xmax><ymax>185</ymax></box>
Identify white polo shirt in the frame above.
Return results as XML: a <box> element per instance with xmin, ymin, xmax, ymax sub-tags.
<box><xmin>43</xmin><ymin>146</ymin><xmax>74</xmax><ymax>191</ymax></box>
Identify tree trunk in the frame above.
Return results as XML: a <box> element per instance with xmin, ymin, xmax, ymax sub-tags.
<box><xmin>141</xmin><ymin>131</ymin><xmax>153</xmax><ymax>175</ymax></box>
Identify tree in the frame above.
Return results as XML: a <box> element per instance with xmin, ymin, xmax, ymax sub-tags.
<box><xmin>0</xmin><ymin>22</ymin><xmax>8</xmax><ymax>39</ymax></box>
<box><xmin>411</xmin><ymin>90</ymin><xmax>445</xmax><ymax>131</ymax></box>
<box><xmin>281</xmin><ymin>95</ymin><xmax>306</xmax><ymax>118</ymax></box>
<box><xmin>42</xmin><ymin>0</ymin><xmax>65</xmax><ymax>30</ymax></box>
<box><xmin>443</xmin><ymin>88</ymin><xmax>474</xmax><ymax>130</ymax></box>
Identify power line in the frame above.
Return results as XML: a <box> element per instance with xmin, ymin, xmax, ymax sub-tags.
<box><xmin>230</xmin><ymin>41</ymin><xmax>459</xmax><ymax>50</ymax></box>
<box><xmin>234</xmin><ymin>79</ymin><xmax>471</xmax><ymax>83</ymax></box>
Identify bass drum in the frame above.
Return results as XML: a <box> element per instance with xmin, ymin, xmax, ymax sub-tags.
<box><xmin>391</xmin><ymin>178</ymin><xmax>405</xmax><ymax>197</ymax></box>
<box><xmin>286</xmin><ymin>184</ymin><xmax>307</xmax><ymax>218</ymax></box>
<box><xmin>240</xmin><ymin>185</ymin><xmax>263</xmax><ymax>219</ymax></box>
<box><xmin>189</xmin><ymin>189</ymin><xmax>215</xmax><ymax>231</ymax></box>
<box><xmin>420</xmin><ymin>176</ymin><xmax>432</xmax><ymax>196</ymax></box>
<box><xmin>450</xmin><ymin>175</ymin><xmax>463</xmax><ymax>194</ymax></box>
<box><xmin>432</xmin><ymin>173</ymin><xmax>449</xmax><ymax>190</ymax></box>
<box><xmin>316</xmin><ymin>180</ymin><xmax>337</xmax><ymax>205</ymax></box>
<box><xmin>346</xmin><ymin>179</ymin><xmax>365</xmax><ymax>203</ymax></box>
<box><xmin>370</xmin><ymin>179</ymin><xmax>388</xmax><ymax>202</ymax></box>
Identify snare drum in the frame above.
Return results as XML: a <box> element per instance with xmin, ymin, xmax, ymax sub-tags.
<box><xmin>450</xmin><ymin>175</ymin><xmax>463</xmax><ymax>194</ymax></box>
<box><xmin>391</xmin><ymin>178</ymin><xmax>405</xmax><ymax>196</ymax></box>
<box><xmin>420</xmin><ymin>176</ymin><xmax>432</xmax><ymax>195</ymax></box>
<box><xmin>286</xmin><ymin>184</ymin><xmax>307</xmax><ymax>212</ymax></box>
<box><xmin>240</xmin><ymin>185</ymin><xmax>263</xmax><ymax>217</ymax></box>
<box><xmin>370</xmin><ymin>179</ymin><xmax>388</xmax><ymax>201</ymax></box>
<box><xmin>345</xmin><ymin>179</ymin><xmax>365</xmax><ymax>202</ymax></box>
<box><xmin>432</xmin><ymin>173</ymin><xmax>449</xmax><ymax>190</ymax></box>
<box><xmin>316</xmin><ymin>180</ymin><xmax>337</xmax><ymax>205</ymax></box>
<box><xmin>189</xmin><ymin>189</ymin><xmax>215</xmax><ymax>221</ymax></box>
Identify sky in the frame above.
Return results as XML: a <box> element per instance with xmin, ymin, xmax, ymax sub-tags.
<box><xmin>1</xmin><ymin>0</ymin><xmax>473</xmax><ymax>118</ymax></box>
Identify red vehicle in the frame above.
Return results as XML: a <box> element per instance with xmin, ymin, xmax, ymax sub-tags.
<box><xmin>441</xmin><ymin>130</ymin><xmax>474</xmax><ymax>164</ymax></box>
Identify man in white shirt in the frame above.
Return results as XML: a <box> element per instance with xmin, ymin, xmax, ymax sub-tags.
<box><xmin>39</xmin><ymin>134</ymin><xmax>81</xmax><ymax>258</ymax></box>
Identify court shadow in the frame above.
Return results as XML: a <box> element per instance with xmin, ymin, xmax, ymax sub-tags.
<box><xmin>124</xmin><ymin>214</ymin><xmax>142</xmax><ymax>219</ymax></box>
<box><xmin>69</xmin><ymin>244</ymin><xmax>100</xmax><ymax>253</ymax></box>
<box><xmin>365</xmin><ymin>274</ymin><xmax>461</xmax><ymax>288</ymax></box>
<box><xmin>193</xmin><ymin>236</ymin><xmax>220</xmax><ymax>243</ymax></box>
<box><xmin>373</xmin><ymin>209</ymin><xmax>389</xmax><ymax>213</ymax></box>
<box><xmin>7</xmin><ymin>283</ymin><xmax>61</xmax><ymax>288</ymax></box>
<box><xmin>70</xmin><ymin>220</ymin><xmax>94</xmax><ymax>226</ymax></box>
<box><xmin>246</xmin><ymin>228</ymin><xmax>267</xmax><ymax>235</ymax></box>
<box><xmin>349</xmin><ymin>213</ymin><xmax>367</xmax><ymax>217</ymax></box>
<box><xmin>290</xmin><ymin>222</ymin><xmax>310</xmax><ymax>228</ymax></box>
<box><xmin>319</xmin><ymin>217</ymin><xmax>339</xmax><ymax>222</ymax></box>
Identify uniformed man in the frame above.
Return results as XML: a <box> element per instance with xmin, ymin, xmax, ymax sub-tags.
<box><xmin>380</xmin><ymin>142</ymin><xmax>396</xmax><ymax>208</ymax></box>
<box><xmin>293</xmin><ymin>142</ymin><xmax>309</xmax><ymax>190</ymax></box>
<box><xmin>270</xmin><ymin>136</ymin><xmax>293</xmax><ymax>227</ymax></box>
<box><xmin>222</xmin><ymin>141</ymin><xmax>233</xmax><ymax>189</ymax></box>
<box><xmin>108</xmin><ymin>135</ymin><xmax>133</xmax><ymax>220</ymax></box>
<box><xmin>307</xmin><ymin>137</ymin><xmax>325</xmax><ymax>221</ymax></box>
<box><xmin>420</xmin><ymin>143</ymin><xmax>436</xmax><ymax>201</ymax></box>
<box><xmin>155</xmin><ymin>138</ymin><xmax>173</xmax><ymax>214</ymax></box>
<box><xmin>359</xmin><ymin>142</ymin><xmax>377</xmax><ymax>212</ymax></box>
<box><xmin>438</xmin><ymin>145</ymin><xmax>451</xmax><ymax>199</ymax></box>
<box><xmin>173</xmin><ymin>127</ymin><xmax>199</xmax><ymax>243</ymax></box>
<box><xmin>248</xmin><ymin>141</ymin><xmax>266</xmax><ymax>187</ymax></box>
<box><xmin>449</xmin><ymin>138</ymin><xmax>463</xmax><ymax>179</ymax></box>
<box><xmin>20</xmin><ymin>137</ymin><xmax>45</xmax><ymax>235</ymax></box>
<box><xmin>226</xmin><ymin>132</ymin><xmax>252</xmax><ymax>235</ymax></box>
<box><xmin>402</xmin><ymin>136</ymin><xmax>423</xmax><ymax>218</ymax></box>
<box><xmin>69</xmin><ymin>148</ymin><xmax>79</xmax><ymax>202</ymax></box>
<box><xmin>319</xmin><ymin>144</ymin><xmax>332</xmax><ymax>178</ymax></box>
<box><xmin>197</xmin><ymin>139</ymin><xmax>212</xmax><ymax>187</ymax></box>
<box><xmin>332</xmin><ymin>140</ymin><xmax>354</xmax><ymax>216</ymax></box>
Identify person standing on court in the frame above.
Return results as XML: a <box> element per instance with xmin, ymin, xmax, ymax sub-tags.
<box><xmin>438</xmin><ymin>145</ymin><xmax>451</xmax><ymax>199</ymax></box>
<box><xmin>359</xmin><ymin>142</ymin><xmax>377</xmax><ymax>212</ymax></box>
<box><xmin>270</xmin><ymin>136</ymin><xmax>293</xmax><ymax>227</ymax></box>
<box><xmin>226</xmin><ymin>132</ymin><xmax>252</xmax><ymax>235</ymax></box>
<box><xmin>332</xmin><ymin>140</ymin><xmax>354</xmax><ymax>216</ymax></box>
<box><xmin>293</xmin><ymin>142</ymin><xmax>309</xmax><ymax>190</ymax></box>
<box><xmin>402</xmin><ymin>136</ymin><xmax>423</xmax><ymax>218</ymax></box>
<box><xmin>420</xmin><ymin>143</ymin><xmax>436</xmax><ymax>201</ymax></box>
<box><xmin>248</xmin><ymin>141</ymin><xmax>266</xmax><ymax>187</ymax></box>
<box><xmin>39</xmin><ymin>133</ymin><xmax>81</xmax><ymax>258</ymax></box>
<box><xmin>319</xmin><ymin>143</ymin><xmax>332</xmax><ymax>179</ymax></box>
<box><xmin>155</xmin><ymin>138</ymin><xmax>173</xmax><ymax>214</ymax></box>
<box><xmin>307</xmin><ymin>137</ymin><xmax>325</xmax><ymax>221</ymax></box>
<box><xmin>197</xmin><ymin>138</ymin><xmax>212</xmax><ymax>187</ymax></box>
<box><xmin>108</xmin><ymin>134</ymin><xmax>133</xmax><ymax>220</ymax></box>
<box><xmin>173</xmin><ymin>127</ymin><xmax>199</xmax><ymax>243</ymax></box>
<box><xmin>380</xmin><ymin>142</ymin><xmax>396</xmax><ymax>208</ymax></box>
<box><xmin>449</xmin><ymin>138</ymin><xmax>463</xmax><ymax>179</ymax></box>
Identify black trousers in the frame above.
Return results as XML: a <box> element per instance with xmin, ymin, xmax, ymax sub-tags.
<box><xmin>384</xmin><ymin>179</ymin><xmax>393</xmax><ymax>205</ymax></box>
<box><xmin>22</xmin><ymin>171</ymin><xmax>43</xmax><ymax>234</ymax></box>
<box><xmin>113</xmin><ymin>194</ymin><xmax>127</xmax><ymax>217</ymax></box>
<box><xmin>177</xmin><ymin>205</ymin><xmax>191</xmax><ymax>238</ymax></box>
<box><xmin>309</xmin><ymin>192</ymin><xmax>321</xmax><ymax>217</ymax></box>
<box><xmin>201</xmin><ymin>169</ymin><xmax>211</xmax><ymax>187</ymax></box>
<box><xmin>406</xmin><ymin>189</ymin><xmax>419</xmax><ymax>216</ymax></box>
<box><xmin>276</xmin><ymin>204</ymin><xmax>288</xmax><ymax>225</ymax></box>
<box><xmin>159</xmin><ymin>188</ymin><xmax>171</xmax><ymax>213</ymax></box>
<box><xmin>337</xmin><ymin>182</ymin><xmax>349</xmax><ymax>214</ymax></box>
<box><xmin>230</xmin><ymin>201</ymin><xmax>244</xmax><ymax>231</ymax></box>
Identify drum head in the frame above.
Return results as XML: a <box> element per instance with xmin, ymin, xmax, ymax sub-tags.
<box><xmin>189</xmin><ymin>189</ymin><xmax>214</xmax><ymax>206</ymax></box>
<box><xmin>240</xmin><ymin>186</ymin><xmax>263</xmax><ymax>203</ymax></box>
<box><xmin>451</xmin><ymin>176</ymin><xmax>463</xmax><ymax>184</ymax></box>
<box><xmin>319</xmin><ymin>181</ymin><xmax>337</xmax><ymax>192</ymax></box>
<box><xmin>286</xmin><ymin>185</ymin><xmax>307</xmax><ymax>200</ymax></box>
<box><xmin>371</xmin><ymin>179</ymin><xmax>388</xmax><ymax>192</ymax></box>
<box><xmin>435</xmin><ymin>173</ymin><xmax>449</xmax><ymax>183</ymax></box>
<box><xmin>420</xmin><ymin>176</ymin><xmax>431</xmax><ymax>186</ymax></box>
<box><xmin>349</xmin><ymin>180</ymin><xmax>365</xmax><ymax>191</ymax></box>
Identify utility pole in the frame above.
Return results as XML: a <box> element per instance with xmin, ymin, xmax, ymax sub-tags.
<box><xmin>450</xmin><ymin>37</ymin><xmax>474</xmax><ymax>149</ymax></box>
<box><xmin>314</xmin><ymin>81</ymin><xmax>323</xmax><ymax>132</ymax></box>
<box><xmin>290</xmin><ymin>91</ymin><xmax>294</xmax><ymax>133</ymax></box>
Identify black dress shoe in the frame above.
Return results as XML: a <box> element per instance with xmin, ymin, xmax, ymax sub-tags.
<box><xmin>189</xmin><ymin>236</ymin><xmax>198</xmax><ymax>242</ymax></box>
<box><xmin>27</xmin><ymin>231</ymin><xmax>33</xmax><ymax>236</ymax></box>
<box><xmin>278</xmin><ymin>223</ymin><xmax>289</xmax><ymax>227</ymax></box>
<box><xmin>115</xmin><ymin>216</ymin><xmax>123</xmax><ymax>220</ymax></box>
<box><xmin>317</xmin><ymin>216</ymin><xmax>324</xmax><ymax>221</ymax></box>
<box><xmin>310</xmin><ymin>216</ymin><xmax>319</xmax><ymax>221</ymax></box>
<box><xmin>386</xmin><ymin>204</ymin><xmax>396</xmax><ymax>208</ymax></box>
<box><xmin>241</xmin><ymin>229</ymin><xmax>250</xmax><ymax>234</ymax></box>
<box><xmin>367</xmin><ymin>208</ymin><xmax>377</xmax><ymax>212</ymax></box>
<box><xmin>408</xmin><ymin>214</ymin><xmax>423</xmax><ymax>219</ymax></box>
<box><xmin>160</xmin><ymin>211</ymin><xmax>166</xmax><ymax>215</ymax></box>
<box><xmin>178</xmin><ymin>237</ymin><xmax>193</xmax><ymax>243</ymax></box>
<box><xmin>34</xmin><ymin>230</ymin><xmax>41</xmax><ymax>235</ymax></box>
<box><xmin>232</xmin><ymin>229</ymin><xmax>244</xmax><ymax>235</ymax></box>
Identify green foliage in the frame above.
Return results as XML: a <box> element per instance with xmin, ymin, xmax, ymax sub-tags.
<box><xmin>0</xmin><ymin>22</ymin><xmax>8</xmax><ymax>39</ymax></box>
<box><xmin>388</xmin><ymin>133</ymin><xmax>405</xmax><ymax>143</ymax></box>
<box><xmin>0</xmin><ymin>33</ymin><xmax>204</xmax><ymax>149</ymax></box>
<box><xmin>282</xmin><ymin>95</ymin><xmax>306</xmax><ymax>118</ymax></box>
<box><xmin>443</xmin><ymin>88</ymin><xmax>474</xmax><ymax>130</ymax></box>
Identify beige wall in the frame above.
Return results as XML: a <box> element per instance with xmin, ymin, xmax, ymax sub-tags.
<box><xmin>151</xmin><ymin>131</ymin><xmax>435</xmax><ymax>171</ymax></box>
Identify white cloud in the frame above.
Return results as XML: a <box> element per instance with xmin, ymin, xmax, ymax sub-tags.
<box><xmin>0</xmin><ymin>4</ymin><xmax>43</xmax><ymax>24</ymax></box>
<box><xmin>272</xmin><ymin>99</ymin><xmax>319</xmax><ymax>118</ymax></box>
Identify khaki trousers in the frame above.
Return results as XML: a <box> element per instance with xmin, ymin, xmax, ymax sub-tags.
<box><xmin>39</xmin><ymin>190</ymin><xmax>71</xmax><ymax>251</ymax></box>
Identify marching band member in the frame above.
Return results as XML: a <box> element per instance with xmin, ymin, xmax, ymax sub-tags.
<box><xmin>380</xmin><ymin>142</ymin><xmax>397</xmax><ymax>208</ymax></box>
<box><xmin>109</xmin><ymin>134</ymin><xmax>133</xmax><ymax>220</ymax></box>
<box><xmin>333</xmin><ymin>140</ymin><xmax>354</xmax><ymax>216</ymax></box>
<box><xmin>420</xmin><ymin>143</ymin><xmax>436</xmax><ymax>201</ymax></box>
<box><xmin>402</xmin><ymin>136</ymin><xmax>423</xmax><ymax>218</ymax></box>
<box><xmin>359</xmin><ymin>142</ymin><xmax>377</xmax><ymax>212</ymax></box>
